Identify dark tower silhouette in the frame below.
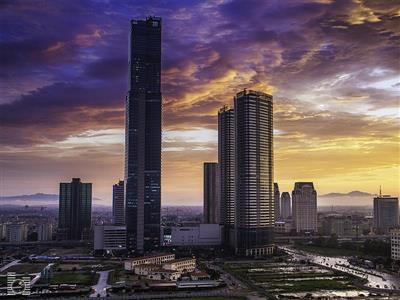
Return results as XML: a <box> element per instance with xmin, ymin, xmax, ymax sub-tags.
<box><xmin>218</xmin><ymin>106</ymin><xmax>235</xmax><ymax>247</ymax></box>
<box><xmin>58</xmin><ymin>178</ymin><xmax>92</xmax><ymax>240</ymax></box>
<box><xmin>125</xmin><ymin>16</ymin><xmax>162</xmax><ymax>253</ymax></box>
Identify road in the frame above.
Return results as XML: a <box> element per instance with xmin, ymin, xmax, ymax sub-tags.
<box><xmin>282</xmin><ymin>246</ymin><xmax>400</xmax><ymax>291</ymax></box>
<box><xmin>0</xmin><ymin>259</ymin><xmax>20</xmax><ymax>272</ymax></box>
<box><xmin>204</xmin><ymin>260</ymin><xmax>246</xmax><ymax>290</ymax></box>
<box><xmin>90</xmin><ymin>270</ymin><xmax>111</xmax><ymax>298</ymax></box>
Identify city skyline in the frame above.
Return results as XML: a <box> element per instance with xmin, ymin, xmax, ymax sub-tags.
<box><xmin>1</xmin><ymin>1</ymin><xmax>399</xmax><ymax>205</ymax></box>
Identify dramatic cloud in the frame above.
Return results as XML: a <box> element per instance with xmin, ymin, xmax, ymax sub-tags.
<box><xmin>0</xmin><ymin>0</ymin><xmax>399</xmax><ymax>204</ymax></box>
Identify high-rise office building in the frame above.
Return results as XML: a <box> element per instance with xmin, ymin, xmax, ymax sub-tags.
<box><xmin>292</xmin><ymin>182</ymin><xmax>317</xmax><ymax>233</ymax></box>
<box><xmin>113</xmin><ymin>180</ymin><xmax>125</xmax><ymax>225</ymax></box>
<box><xmin>125</xmin><ymin>17</ymin><xmax>162</xmax><ymax>253</ymax></box>
<box><xmin>274</xmin><ymin>183</ymin><xmax>280</xmax><ymax>221</ymax></box>
<box><xmin>94</xmin><ymin>224</ymin><xmax>127</xmax><ymax>251</ymax></box>
<box><xmin>58</xmin><ymin>178</ymin><xmax>92</xmax><ymax>240</ymax></box>
<box><xmin>6</xmin><ymin>223</ymin><xmax>28</xmax><ymax>242</ymax></box>
<box><xmin>218</xmin><ymin>106</ymin><xmax>235</xmax><ymax>246</ymax></box>
<box><xmin>373</xmin><ymin>196</ymin><xmax>399</xmax><ymax>234</ymax></box>
<box><xmin>235</xmin><ymin>90</ymin><xmax>274</xmax><ymax>257</ymax></box>
<box><xmin>203</xmin><ymin>162</ymin><xmax>220</xmax><ymax>224</ymax></box>
<box><xmin>280</xmin><ymin>192</ymin><xmax>291</xmax><ymax>220</ymax></box>
<box><xmin>391</xmin><ymin>229</ymin><xmax>400</xmax><ymax>261</ymax></box>
<box><xmin>37</xmin><ymin>223</ymin><xmax>53</xmax><ymax>241</ymax></box>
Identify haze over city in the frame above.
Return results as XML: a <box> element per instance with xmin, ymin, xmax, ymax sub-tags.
<box><xmin>1</xmin><ymin>0</ymin><xmax>399</xmax><ymax>205</ymax></box>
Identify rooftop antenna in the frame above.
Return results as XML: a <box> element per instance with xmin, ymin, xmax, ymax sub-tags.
<box><xmin>379</xmin><ymin>185</ymin><xmax>382</xmax><ymax>197</ymax></box>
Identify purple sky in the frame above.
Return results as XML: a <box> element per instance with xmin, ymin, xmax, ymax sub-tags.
<box><xmin>1</xmin><ymin>0</ymin><xmax>399</xmax><ymax>205</ymax></box>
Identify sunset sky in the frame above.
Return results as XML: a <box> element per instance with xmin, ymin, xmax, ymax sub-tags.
<box><xmin>1</xmin><ymin>0</ymin><xmax>399</xmax><ymax>205</ymax></box>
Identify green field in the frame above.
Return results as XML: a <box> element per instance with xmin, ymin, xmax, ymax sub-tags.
<box><xmin>166</xmin><ymin>296</ymin><xmax>246</xmax><ymax>300</ymax></box>
<box><xmin>1</xmin><ymin>263</ymin><xmax>47</xmax><ymax>275</ymax></box>
<box><xmin>224</xmin><ymin>261</ymin><xmax>359</xmax><ymax>295</ymax></box>
<box><xmin>49</xmin><ymin>272</ymin><xmax>98</xmax><ymax>285</ymax></box>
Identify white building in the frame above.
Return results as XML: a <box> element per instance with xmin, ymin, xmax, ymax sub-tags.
<box><xmin>37</xmin><ymin>223</ymin><xmax>53</xmax><ymax>241</ymax></box>
<box><xmin>171</xmin><ymin>224</ymin><xmax>222</xmax><ymax>246</ymax></box>
<box><xmin>6</xmin><ymin>223</ymin><xmax>28</xmax><ymax>242</ymax></box>
<box><xmin>124</xmin><ymin>253</ymin><xmax>175</xmax><ymax>271</ymax></box>
<box><xmin>94</xmin><ymin>225</ymin><xmax>126</xmax><ymax>251</ymax></box>
<box><xmin>163</xmin><ymin>258</ymin><xmax>196</xmax><ymax>273</ymax></box>
<box><xmin>146</xmin><ymin>269</ymin><xmax>181</xmax><ymax>281</ymax></box>
<box><xmin>292</xmin><ymin>182</ymin><xmax>317</xmax><ymax>233</ymax></box>
<box><xmin>391</xmin><ymin>229</ymin><xmax>400</xmax><ymax>261</ymax></box>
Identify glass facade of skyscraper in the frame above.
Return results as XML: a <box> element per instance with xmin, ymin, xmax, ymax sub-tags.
<box><xmin>125</xmin><ymin>17</ymin><xmax>162</xmax><ymax>253</ymax></box>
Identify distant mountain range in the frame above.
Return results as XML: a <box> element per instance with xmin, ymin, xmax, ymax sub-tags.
<box><xmin>0</xmin><ymin>191</ymin><xmax>379</xmax><ymax>207</ymax></box>
<box><xmin>320</xmin><ymin>191</ymin><xmax>374</xmax><ymax>198</ymax></box>
<box><xmin>0</xmin><ymin>193</ymin><xmax>104</xmax><ymax>204</ymax></box>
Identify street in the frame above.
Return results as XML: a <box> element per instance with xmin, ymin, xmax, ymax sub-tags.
<box><xmin>0</xmin><ymin>259</ymin><xmax>20</xmax><ymax>272</ymax></box>
<box><xmin>90</xmin><ymin>270</ymin><xmax>111</xmax><ymax>297</ymax></box>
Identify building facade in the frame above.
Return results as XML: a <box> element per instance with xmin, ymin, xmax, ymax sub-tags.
<box><xmin>218</xmin><ymin>106</ymin><xmax>235</xmax><ymax>246</ymax></box>
<box><xmin>203</xmin><ymin>162</ymin><xmax>219</xmax><ymax>224</ymax></box>
<box><xmin>94</xmin><ymin>225</ymin><xmax>127</xmax><ymax>251</ymax></box>
<box><xmin>113</xmin><ymin>180</ymin><xmax>125</xmax><ymax>225</ymax></box>
<box><xmin>124</xmin><ymin>253</ymin><xmax>175</xmax><ymax>271</ymax></box>
<box><xmin>6</xmin><ymin>223</ymin><xmax>28</xmax><ymax>242</ymax></box>
<box><xmin>125</xmin><ymin>17</ymin><xmax>162</xmax><ymax>253</ymax></box>
<box><xmin>37</xmin><ymin>223</ymin><xmax>53</xmax><ymax>241</ymax></box>
<box><xmin>274</xmin><ymin>183</ymin><xmax>280</xmax><ymax>221</ymax></box>
<box><xmin>373</xmin><ymin>196</ymin><xmax>399</xmax><ymax>234</ymax></box>
<box><xmin>292</xmin><ymin>182</ymin><xmax>317</xmax><ymax>233</ymax></box>
<box><xmin>170</xmin><ymin>224</ymin><xmax>222</xmax><ymax>246</ymax></box>
<box><xmin>321</xmin><ymin>215</ymin><xmax>353</xmax><ymax>237</ymax></box>
<box><xmin>58</xmin><ymin>178</ymin><xmax>92</xmax><ymax>240</ymax></box>
<box><xmin>281</xmin><ymin>192</ymin><xmax>291</xmax><ymax>220</ymax></box>
<box><xmin>391</xmin><ymin>229</ymin><xmax>400</xmax><ymax>261</ymax></box>
<box><xmin>234</xmin><ymin>90</ymin><xmax>274</xmax><ymax>257</ymax></box>
<box><xmin>163</xmin><ymin>258</ymin><xmax>196</xmax><ymax>273</ymax></box>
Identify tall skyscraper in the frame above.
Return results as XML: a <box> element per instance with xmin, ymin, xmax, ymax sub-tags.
<box><xmin>292</xmin><ymin>182</ymin><xmax>317</xmax><ymax>233</ymax></box>
<box><xmin>235</xmin><ymin>90</ymin><xmax>274</xmax><ymax>257</ymax></box>
<box><xmin>203</xmin><ymin>162</ymin><xmax>219</xmax><ymax>224</ymax></box>
<box><xmin>113</xmin><ymin>180</ymin><xmax>125</xmax><ymax>226</ymax></box>
<box><xmin>58</xmin><ymin>178</ymin><xmax>92</xmax><ymax>240</ymax></box>
<box><xmin>274</xmin><ymin>183</ymin><xmax>280</xmax><ymax>221</ymax></box>
<box><xmin>125</xmin><ymin>17</ymin><xmax>162</xmax><ymax>253</ymax></box>
<box><xmin>281</xmin><ymin>192</ymin><xmax>291</xmax><ymax>220</ymax></box>
<box><xmin>218</xmin><ymin>106</ymin><xmax>235</xmax><ymax>246</ymax></box>
<box><xmin>373</xmin><ymin>195</ymin><xmax>399</xmax><ymax>234</ymax></box>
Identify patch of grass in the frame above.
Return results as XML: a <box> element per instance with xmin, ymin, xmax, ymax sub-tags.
<box><xmin>268</xmin><ymin>279</ymin><xmax>353</xmax><ymax>293</ymax></box>
<box><xmin>1</xmin><ymin>263</ymin><xmax>47</xmax><ymax>274</ymax></box>
<box><xmin>167</xmin><ymin>296</ymin><xmax>246</xmax><ymax>300</ymax></box>
<box><xmin>50</xmin><ymin>272</ymin><xmax>97</xmax><ymax>285</ymax></box>
<box><xmin>0</xmin><ymin>276</ymin><xmax>6</xmax><ymax>287</ymax></box>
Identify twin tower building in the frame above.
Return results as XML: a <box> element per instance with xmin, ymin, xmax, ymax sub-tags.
<box><xmin>125</xmin><ymin>17</ymin><xmax>274</xmax><ymax>256</ymax></box>
<box><xmin>205</xmin><ymin>90</ymin><xmax>275</xmax><ymax>256</ymax></box>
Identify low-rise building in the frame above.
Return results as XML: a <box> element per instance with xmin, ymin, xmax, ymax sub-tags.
<box><xmin>147</xmin><ymin>269</ymin><xmax>181</xmax><ymax>281</ymax></box>
<box><xmin>134</xmin><ymin>264</ymin><xmax>159</xmax><ymax>276</ymax></box>
<box><xmin>124</xmin><ymin>253</ymin><xmax>175</xmax><ymax>271</ymax></box>
<box><xmin>274</xmin><ymin>221</ymin><xmax>291</xmax><ymax>233</ymax></box>
<box><xmin>391</xmin><ymin>229</ymin><xmax>400</xmax><ymax>261</ymax></box>
<box><xmin>170</xmin><ymin>224</ymin><xmax>222</xmax><ymax>246</ymax></box>
<box><xmin>190</xmin><ymin>272</ymin><xmax>211</xmax><ymax>281</ymax></box>
<box><xmin>94</xmin><ymin>225</ymin><xmax>126</xmax><ymax>251</ymax></box>
<box><xmin>163</xmin><ymin>258</ymin><xmax>196</xmax><ymax>273</ymax></box>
